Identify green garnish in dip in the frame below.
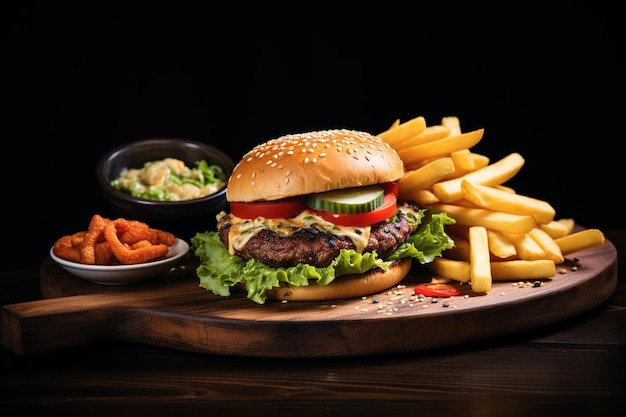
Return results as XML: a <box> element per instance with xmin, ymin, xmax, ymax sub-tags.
<box><xmin>111</xmin><ymin>158</ymin><xmax>226</xmax><ymax>201</ymax></box>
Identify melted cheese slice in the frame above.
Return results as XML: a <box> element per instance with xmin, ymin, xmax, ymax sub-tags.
<box><xmin>227</xmin><ymin>210</ymin><xmax>371</xmax><ymax>256</ymax></box>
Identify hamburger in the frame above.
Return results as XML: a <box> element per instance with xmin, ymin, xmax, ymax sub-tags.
<box><xmin>191</xmin><ymin>129</ymin><xmax>454</xmax><ymax>304</ymax></box>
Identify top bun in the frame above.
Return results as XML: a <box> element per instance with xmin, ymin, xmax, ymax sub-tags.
<box><xmin>227</xmin><ymin>129</ymin><xmax>405</xmax><ymax>202</ymax></box>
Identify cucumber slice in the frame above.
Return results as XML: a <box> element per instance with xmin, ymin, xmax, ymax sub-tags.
<box><xmin>306</xmin><ymin>185</ymin><xmax>385</xmax><ymax>214</ymax></box>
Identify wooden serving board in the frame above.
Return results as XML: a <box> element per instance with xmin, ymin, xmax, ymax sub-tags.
<box><xmin>0</xmin><ymin>232</ymin><xmax>617</xmax><ymax>358</ymax></box>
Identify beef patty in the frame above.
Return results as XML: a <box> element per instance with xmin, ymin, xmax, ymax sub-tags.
<box><xmin>218</xmin><ymin>210</ymin><xmax>414</xmax><ymax>268</ymax></box>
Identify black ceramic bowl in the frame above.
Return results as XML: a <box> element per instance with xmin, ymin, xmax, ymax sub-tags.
<box><xmin>97</xmin><ymin>138</ymin><xmax>235</xmax><ymax>240</ymax></box>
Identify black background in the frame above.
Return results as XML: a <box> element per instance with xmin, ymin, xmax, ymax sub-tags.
<box><xmin>2</xmin><ymin>2</ymin><xmax>624</xmax><ymax>266</ymax></box>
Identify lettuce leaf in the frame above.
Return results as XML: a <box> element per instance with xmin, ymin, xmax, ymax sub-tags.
<box><xmin>191</xmin><ymin>209</ymin><xmax>455</xmax><ymax>304</ymax></box>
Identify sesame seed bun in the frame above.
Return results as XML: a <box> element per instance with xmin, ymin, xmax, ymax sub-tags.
<box><xmin>226</xmin><ymin>129</ymin><xmax>405</xmax><ymax>203</ymax></box>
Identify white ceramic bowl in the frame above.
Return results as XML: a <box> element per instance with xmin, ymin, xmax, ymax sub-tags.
<box><xmin>50</xmin><ymin>238</ymin><xmax>190</xmax><ymax>285</ymax></box>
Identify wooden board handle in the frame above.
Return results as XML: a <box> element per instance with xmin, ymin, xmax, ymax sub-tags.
<box><xmin>0</xmin><ymin>294</ymin><xmax>128</xmax><ymax>355</ymax></box>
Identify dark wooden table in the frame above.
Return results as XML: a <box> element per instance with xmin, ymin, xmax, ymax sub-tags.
<box><xmin>1</xmin><ymin>230</ymin><xmax>624</xmax><ymax>416</ymax></box>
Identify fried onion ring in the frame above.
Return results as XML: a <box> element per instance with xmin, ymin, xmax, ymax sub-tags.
<box><xmin>53</xmin><ymin>234</ymin><xmax>82</xmax><ymax>263</ymax></box>
<box><xmin>155</xmin><ymin>230</ymin><xmax>176</xmax><ymax>246</ymax></box>
<box><xmin>79</xmin><ymin>214</ymin><xmax>109</xmax><ymax>265</ymax></box>
<box><xmin>52</xmin><ymin>214</ymin><xmax>176</xmax><ymax>265</ymax></box>
<box><xmin>104</xmin><ymin>220</ymin><xmax>169</xmax><ymax>265</ymax></box>
<box><xmin>94</xmin><ymin>241</ymin><xmax>115</xmax><ymax>265</ymax></box>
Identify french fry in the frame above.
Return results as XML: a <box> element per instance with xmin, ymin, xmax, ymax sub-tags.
<box><xmin>486</xmin><ymin>229</ymin><xmax>517</xmax><ymax>259</ymax></box>
<box><xmin>441</xmin><ymin>164</ymin><xmax>472</xmax><ymax>181</ymax></box>
<box><xmin>431</xmin><ymin>152</ymin><xmax>525</xmax><ymax>203</ymax></box>
<box><xmin>385</xmin><ymin>113</ymin><xmax>606</xmax><ymax>295</ymax></box>
<box><xmin>406</xmin><ymin>152</ymin><xmax>489</xmax><ymax>173</ymax></box>
<box><xmin>430</xmin><ymin>276</ymin><xmax>455</xmax><ymax>285</ymax></box>
<box><xmin>398</xmin><ymin>157</ymin><xmax>455</xmax><ymax>199</ymax></box>
<box><xmin>450</xmin><ymin>198</ymin><xmax>481</xmax><ymax>208</ymax></box>
<box><xmin>441</xmin><ymin>116</ymin><xmax>462</xmax><ymax>136</ymax></box>
<box><xmin>430</xmin><ymin>152</ymin><xmax>490</xmax><ymax>180</ymax></box>
<box><xmin>528</xmin><ymin>227</ymin><xmax>564</xmax><ymax>264</ymax></box>
<box><xmin>377</xmin><ymin>115</ymin><xmax>426</xmax><ymax>148</ymax></box>
<box><xmin>555</xmin><ymin>229</ymin><xmax>605</xmax><ymax>255</ymax></box>
<box><xmin>429</xmin><ymin>258</ymin><xmax>557</xmax><ymax>282</ymax></box>
<box><xmin>405</xmin><ymin>157</ymin><xmax>441</xmax><ymax>171</ymax></box>
<box><xmin>427</xmin><ymin>257</ymin><xmax>471</xmax><ymax>282</ymax></box>
<box><xmin>395</xmin><ymin>125</ymin><xmax>451</xmax><ymax>151</ymax></box>
<box><xmin>430</xmin><ymin>203</ymin><xmax>537</xmax><ymax>234</ymax></box>
<box><xmin>469</xmin><ymin>226</ymin><xmax>492</xmax><ymax>293</ymax></box>
<box><xmin>503</xmin><ymin>232</ymin><xmax>546</xmax><ymax>261</ymax></box>
<box><xmin>469</xmin><ymin>153</ymin><xmax>490</xmax><ymax>169</ymax></box>
<box><xmin>494</xmin><ymin>184</ymin><xmax>516</xmax><ymax>193</ymax></box>
<box><xmin>460</xmin><ymin>180</ymin><xmax>556</xmax><ymax>224</ymax></box>
<box><xmin>556</xmin><ymin>218</ymin><xmax>575</xmax><ymax>235</ymax></box>
<box><xmin>408</xmin><ymin>189</ymin><xmax>440</xmax><ymax>205</ymax></box>
<box><xmin>450</xmin><ymin>148</ymin><xmax>475</xmax><ymax>171</ymax></box>
<box><xmin>490</xmin><ymin>260</ymin><xmax>556</xmax><ymax>280</ymax></box>
<box><xmin>397</xmin><ymin>128</ymin><xmax>485</xmax><ymax>167</ymax></box>
<box><xmin>539</xmin><ymin>220</ymin><xmax>571</xmax><ymax>239</ymax></box>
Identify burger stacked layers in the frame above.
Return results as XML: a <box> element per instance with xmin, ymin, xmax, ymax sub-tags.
<box><xmin>191</xmin><ymin>129</ymin><xmax>455</xmax><ymax>303</ymax></box>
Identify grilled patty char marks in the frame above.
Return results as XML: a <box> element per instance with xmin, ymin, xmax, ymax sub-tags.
<box><xmin>218</xmin><ymin>210</ymin><xmax>413</xmax><ymax>268</ymax></box>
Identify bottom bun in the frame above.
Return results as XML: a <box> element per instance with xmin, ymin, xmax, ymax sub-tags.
<box><xmin>265</xmin><ymin>258</ymin><xmax>413</xmax><ymax>302</ymax></box>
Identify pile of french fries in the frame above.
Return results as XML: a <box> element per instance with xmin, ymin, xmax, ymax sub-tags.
<box><xmin>378</xmin><ymin>115</ymin><xmax>605</xmax><ymax>293</ymax></box>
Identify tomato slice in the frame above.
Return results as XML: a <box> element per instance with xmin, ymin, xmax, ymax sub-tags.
<box><xmin>230</xmin><ymin>197</ymin><xmax>307</xmax><ymax>219</ymax></box>
<box><xmin>313</xmin><ymin>189</ymin><xmax>397</xmax><ymax>227</ymax></box>
<box><xmin>413</xmin><ymin>283</ymin><xmax>461</xmax><ymax>298</ymax></box>
<box><xmin>384</xmin><ymin>182</ymin><xmax>399</xmax><ymax>197</ymax></box>
<box><xmin>229</xmin><ymin>182</ymin><xmax>399</xmax><ymax>224</ymax></box>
